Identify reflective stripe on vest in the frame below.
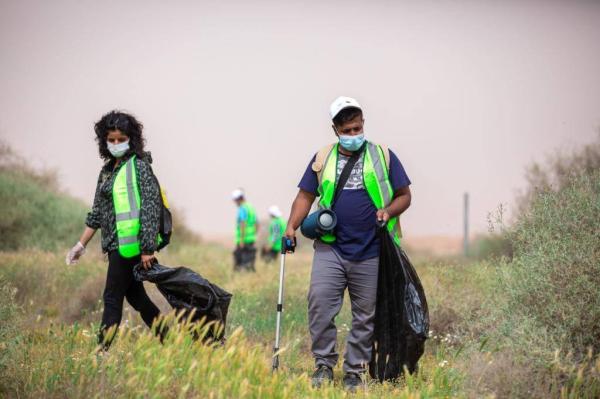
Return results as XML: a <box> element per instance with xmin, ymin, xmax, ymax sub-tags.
<box><xmin>317</xmin><ymin>142</ymin><xmax>401</xmax><ymax>246</ymax></box>
<box><xmin>269</xmin><ymin>217</ymin><xmax>287</xmax><ymax>251</ymax></box>
<box><xmin>113</xmin><ymin>156</ymin><xmax>142</xmax><ymax>258</ymax></box>
<box><xmin>235</xmin><ymin>202</ymin><xmax>257</xmax><ymax>244</ymax></box>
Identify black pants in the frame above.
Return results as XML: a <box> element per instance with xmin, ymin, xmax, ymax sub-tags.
<box><xmin>98</xmin><ymin>251</ymin><xmax>161</xmax><ymax>348</ymax></box>
<box><xmin>260</xmin><ymin>247</ymin><xmax>278</xmax><ymax>263</ymax></box>
<box><xmin>233</xmin><ymin>244</ymin><xmax>257</xmax><ymax>271</ymax></box>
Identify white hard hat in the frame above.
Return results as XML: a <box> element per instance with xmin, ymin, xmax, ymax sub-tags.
<box><xmin>231</xmin><ymin>188</ymin><xmax>244</xmax><ymax>200</ymax></box>
<box><xmin>268</xmin><ymin>205</ymin><xmax>282</xmax><ymax>217</ymax></box>
<box><xmin>329</xmin><ymin>96</ymin><xmax>362</xmax><ymax>120</ymax></box>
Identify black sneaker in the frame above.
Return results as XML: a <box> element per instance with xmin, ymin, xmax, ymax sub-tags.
<box><xmin>343</xmin><ymin>372</ymin><xmax>364</xmax><ymax>392</ymax></box>
<box><xmin>311</xmin><ymin>365</ymin><xmax>333</xmax><ymax>388</ymax></box>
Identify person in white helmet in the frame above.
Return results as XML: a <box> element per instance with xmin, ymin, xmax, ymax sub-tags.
<box><xmin>284</xmin><ymin>96</ymin><xmax>412</xmax><ymax>391</ymax></box>
<box><xmin>261</xmin><ymin>205</ymin><xmax>287</xmax><ymax>262</ymax></box>
<box><xmin>231</xmin><ymin>188</ymin><xmax>259</xmax><ymax>271</ymax></box>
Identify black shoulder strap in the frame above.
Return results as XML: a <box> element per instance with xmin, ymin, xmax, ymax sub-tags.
<box><xmin>332</xmin><ymin>143</ymin><xmax>366</xmax><ymax>205</ymax></box>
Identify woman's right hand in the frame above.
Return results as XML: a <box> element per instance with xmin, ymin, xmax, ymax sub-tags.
<box><xmin>65</xmin><ymin>242</ymin><xmax>86</xmax><ymax>265</ymax></box>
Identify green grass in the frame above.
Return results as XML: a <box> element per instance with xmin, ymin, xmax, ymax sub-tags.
<box><xmin>2</xmin><ymin>139</ymin><xmax>599</xmax><ymax>397</ymax></box>
<box><xmin>0</xmin><ymin>249</ymin><xmax>466</xmax><ymax>398</ymax></box>
<box><xmin>2</xmin><ymin>222</ymin><xmax>598</xmax><ymax>397</ymax></box>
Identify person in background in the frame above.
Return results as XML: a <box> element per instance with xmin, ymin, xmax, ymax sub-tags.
<box><xmin>65</xmin><ymin>110</ymin><xmax>165</xmax><ymax>351</ymax></box>
<box><xmin>284</xmin><ymin>96</ymin><xmax>412</xmax><ymax>391</ymax></box>
<box><xmin>261</xmin><ymin>205</ymin><xmax>287</xmax><ymax>262</ymax></box>
<box><xmin>231</xmin><ymin>188</ymin><xmax>259</xmax><ymax>271</ymax></box>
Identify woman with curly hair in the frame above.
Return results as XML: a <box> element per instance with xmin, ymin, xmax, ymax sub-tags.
<box><xmin>66</xmin><ymin>110</ymin><xmax>164</xmax><ymax>350</ymax></box>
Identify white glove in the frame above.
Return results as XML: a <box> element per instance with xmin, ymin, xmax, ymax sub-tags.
<box><xmin>65</xmin><ymin>242</ymin><xmax>86</xmax><ymax>265</ymax></box>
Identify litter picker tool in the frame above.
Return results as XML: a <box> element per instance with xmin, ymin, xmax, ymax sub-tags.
<box><xmin>272</xmin><ymin>236</ymin><xmax>296</xmax><ymax>371</ymax></box>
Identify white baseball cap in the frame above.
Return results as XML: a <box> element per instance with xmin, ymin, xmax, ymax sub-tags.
<box><xmin>268</xmin><ymin>205</ymin><xmax>282</xmax><ymax>217</ymax></box>
<box><xmin>231</xmin><ymin>188</ymin><xmax>244</xmax><ymax>200</ymax></box>
<box><xmin>329</xmin><ymin>96</ymin><xmax>362</xmax><ymax>120</ymax></box>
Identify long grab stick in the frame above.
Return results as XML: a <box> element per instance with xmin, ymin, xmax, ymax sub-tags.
<box><xmin>272</xmin><ymin>237</ymin><xmax>295</xmax><ymax>371</ymax></box>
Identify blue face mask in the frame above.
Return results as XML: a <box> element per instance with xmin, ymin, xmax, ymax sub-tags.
<box><xmin>338</xmin><ymin>133</ymin><xmax>365</xmax><ymax>152</ymax></box>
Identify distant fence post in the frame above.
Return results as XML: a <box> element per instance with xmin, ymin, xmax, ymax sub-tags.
<box><xmin>463</xmin><ymin>192</ymin><xmax>469</xmax><ymax>256</ymax></box>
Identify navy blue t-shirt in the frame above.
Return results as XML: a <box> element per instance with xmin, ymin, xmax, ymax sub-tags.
<box><xmin>298</xmin><ymin>145</ymin><xmax>411</xmax><ymax>261</ymax></box>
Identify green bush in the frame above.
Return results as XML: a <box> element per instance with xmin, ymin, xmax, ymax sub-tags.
<box><xmin>0</xmin><ymin>168</ymin><xmax>88</xmax><ymax>251</ymax></box>
<box><xmin>470</xmin><ymin>234</ymin><xmax>513</xmax><ymax>261</ymax></box>
<box><xmin>500</xmin><ymin>170</ymin><xmax>600</xmax><ymax>356</ymax></box>
<box><xmin>517</xmin><ymin>133</ymin><xmax>600</xmax><ymax>215</ymax></box>
<box><xmin>0</xmin><ymin>143</ymin><xmax>89</xmax><ymax>251</ymax></box>
<box><xmin>480</xmin><ymin>139</ymin><xmax>600</xmax><ymax>396</ymax></box>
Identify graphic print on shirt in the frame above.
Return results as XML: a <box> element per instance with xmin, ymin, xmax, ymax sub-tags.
<box><xmin>336</xmin><ymin>153</ymin><xmax>365</xmax><ymax>190</ymax></box>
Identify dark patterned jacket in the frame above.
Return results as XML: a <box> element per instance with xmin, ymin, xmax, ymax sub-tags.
<box><xmin>85</xmin><ymin>152</ymin><xmax>161</xmax><ymax>254</ymax></box>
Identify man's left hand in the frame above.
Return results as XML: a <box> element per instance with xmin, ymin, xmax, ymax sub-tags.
<box><xmin>376</xmin><ymin>209</ymin><xmax>390</xmax><ymax>224</ymax></box>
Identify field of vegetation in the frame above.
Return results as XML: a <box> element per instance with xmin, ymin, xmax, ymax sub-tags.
<box><xmin>1</xmin><ymin>137</ymin><xmax>598</xmax><ymax>398</ymax></box>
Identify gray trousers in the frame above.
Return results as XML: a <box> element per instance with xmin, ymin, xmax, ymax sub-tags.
<box><xmin>308</xmin><ymin>241</ymin><xmax>379</xmax><ymax>374</ymax></box>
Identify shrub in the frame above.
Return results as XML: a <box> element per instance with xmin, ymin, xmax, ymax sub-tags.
<box><xmin>501</xmin><ymin>170</ymin><xmax>600</xmax><ymax>356</ymax></box>
<box><xmin>0</xmin><ymin>144</ymin><xmax>88</xmax><ymax>251</ymax></box>
<box><xmin>470</xmin><ymin>234</ymin><xmax>513</xmax><ymax>261</ymax></box>
<box><xmin>517</xmin><ymin>133</ymin><xmax>600</xmax><ymax>215</ymax></box>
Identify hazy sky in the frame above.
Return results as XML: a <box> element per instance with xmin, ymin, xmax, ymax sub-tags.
<box><xmin>1</xmin><ymin>0</ymin><xmax>599</xmax><ymax>239</ymax></box>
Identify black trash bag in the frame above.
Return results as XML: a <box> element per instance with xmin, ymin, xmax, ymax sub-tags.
<box><xmin>369</xmin><ymin>228</ymin><xmax>429</xmax><ymax>382</ymax></box>
<box><xmin>134</xmin><ymin>262</ymin><xmax>233</xmax><ymax>342</ymax></box>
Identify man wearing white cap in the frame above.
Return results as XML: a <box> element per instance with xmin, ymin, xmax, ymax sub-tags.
<box><xmin>261</xmin><ymin>205</ymin><xmax>287</xmax><ymax>262</ymax></box>
<box><xmin>284</xmin><ymin>96</ymin><xmax>412</xmax><ymax>390</ymax></box>
<box><xmin>231</xmin><ymin>188</ymin><xmax>258</xmax><ymax>271</ymax></box>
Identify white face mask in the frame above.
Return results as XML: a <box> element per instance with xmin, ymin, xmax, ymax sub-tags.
<box><xmin>107</xmin><ymin>140</ymin><xmax>130</xmax><ymax>158</ymax></box>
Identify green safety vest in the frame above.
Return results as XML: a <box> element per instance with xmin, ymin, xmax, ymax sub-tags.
<box><xmin>235</xmin><ymin>202</ymin><xmax>257</xmax><ymax>245</ymax></box>
<box><xmin>317</xmin><ymin>141</ymin><xmax>402</xmax><ymax>246</ymax></box>
<box><xmin>268</xmin><ymin>217</ymin><xmax>287</xmax><ymax>252</ymax></box>
<box><xmin>113</xmin><ymin>156</ymin><xmax>162</xmax><ymax>258</ymax></box>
